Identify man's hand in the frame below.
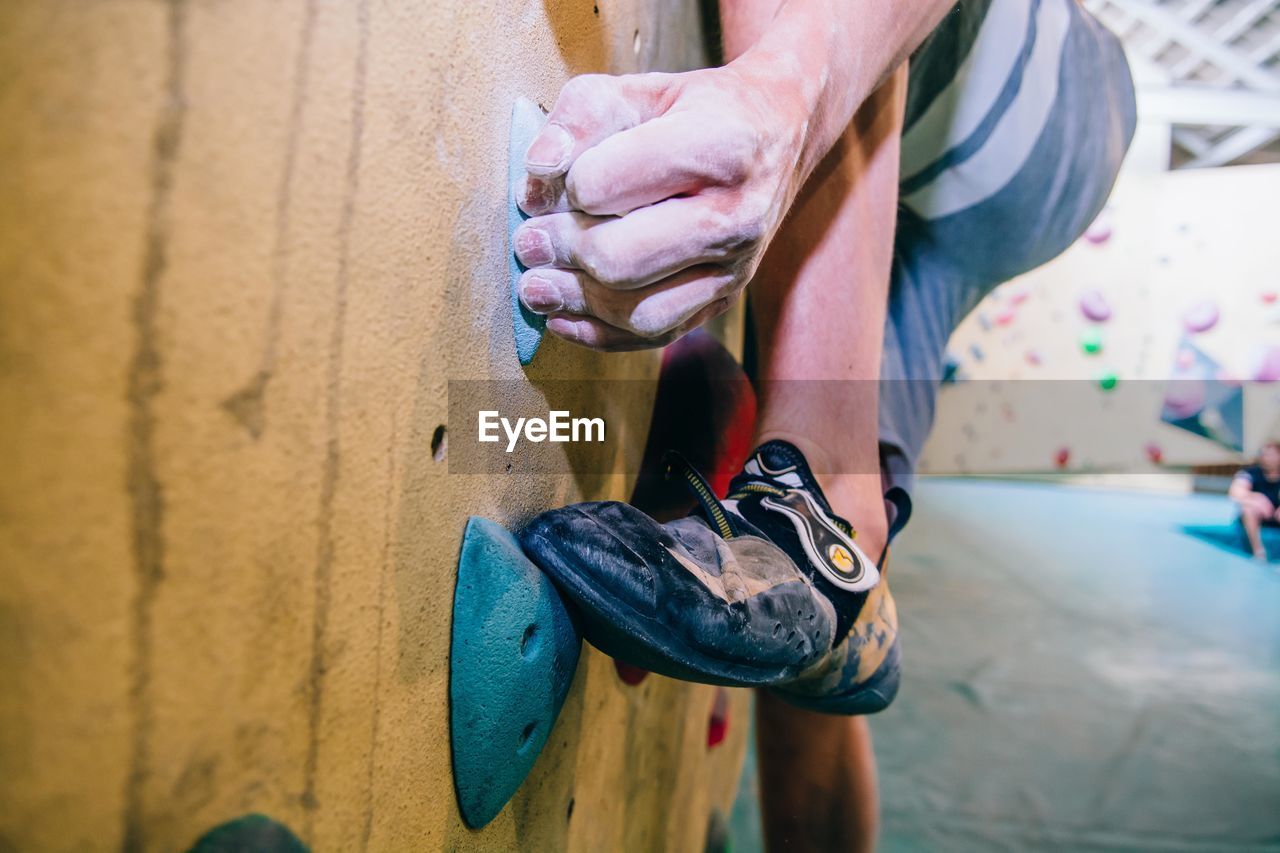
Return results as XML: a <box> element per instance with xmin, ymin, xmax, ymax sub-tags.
<box><xmin>510</xmin><ymin>0</ymin><xmax>952</xmax><ymax>352</ymax></box>
<box><xmin>512</xmin><ymin>64</ymin><xmax>809</xmax><ymax>351</ymax></box>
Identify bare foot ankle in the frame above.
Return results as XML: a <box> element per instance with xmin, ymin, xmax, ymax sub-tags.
<box><xmin>819</xmin><ymin>475</ymin><xmax>889</xmax><ymax>564</ymax></box>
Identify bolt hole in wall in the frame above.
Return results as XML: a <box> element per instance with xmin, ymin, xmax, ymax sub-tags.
<box><xmin>431</xmin><ymin>424</ymin><xmax>447</xmax><ymax>462</ymax></box>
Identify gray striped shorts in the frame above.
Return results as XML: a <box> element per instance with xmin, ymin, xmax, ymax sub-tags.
<box><xmin>880</xmin><ymin>0</ymin><xmax>1137</xmax><ymax>488</ymax></box>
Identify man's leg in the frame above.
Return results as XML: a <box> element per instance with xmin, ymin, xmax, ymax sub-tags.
<box><xmin>755</xmin><ymin>691</ymin><xmax>880</xmax><ymax>852</ymax></box>
<box><xmin>720</xmin><ymin>1</ymin><xmax>907</xmax><ymax>848</ymax></box>
<box><xmin>1240</xmin><ymin>495</ymin><xmax>1272</xmax><ymax>558</ymax></box>
<box><xmin>744</xmin><ymin>73</ymin><xmax>905</xmax><ymax>853</ymax></box>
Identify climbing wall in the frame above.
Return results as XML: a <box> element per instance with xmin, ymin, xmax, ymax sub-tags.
<box><xmin>922</xmin><ymin>163</ymin><xmax>1280</xmax><ymax>475</ymax></box>
<box><xmin>0</xmin><ymin>0</ymin><xmax>749</xmax><ymax>850</ymax></box>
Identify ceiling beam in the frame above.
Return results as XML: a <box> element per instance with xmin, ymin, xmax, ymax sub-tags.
<box><xmin>1106</xmin><ymin>0</ymin><xmax>1280</xmax><ymax>91</ymax></box>
<box><xmin>1183</xmin><ymin>125</ymin><xmax>1280</xmax><ymax>167</ymax></box>
<box><xmin>1138</xmin><ymin>84</ymin><xmax>1280</xmax><ymax>126</ymax></box>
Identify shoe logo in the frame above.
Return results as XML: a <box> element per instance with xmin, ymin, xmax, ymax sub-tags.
<box><xmin>761</xmin><ymin>489</ymin><xmax>880</xmax><ymax>593</ymax></box>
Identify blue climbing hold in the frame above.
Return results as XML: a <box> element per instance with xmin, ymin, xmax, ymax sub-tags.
<box><xmin>510</xmin><ymin>98</ymin><xmax>548</xmax><ymax>366</ymax></box>
<box><xmin>450</xmin><ymin>517</ymin><xmax>581</xmax><ymax>828</ymax></box>
<box><xmin>185</xmin><ymin>814</ymin><xmax>307</xmax><ymax>853</ymax></box>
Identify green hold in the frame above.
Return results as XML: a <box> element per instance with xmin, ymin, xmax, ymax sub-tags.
<box><xmin>1098</xmin><ymin>369</ymin><xmax>1119</xmax><ymax>391</ymax></box>
<box><xmin>186</xmin><ymin>814</ymin><xmax>308</xmax><ymax>853</ymax></box>
<box><xmin>1080</xmin><ymin>328</ymin><xmax>1104</xmax><ymax>355</ymax></box>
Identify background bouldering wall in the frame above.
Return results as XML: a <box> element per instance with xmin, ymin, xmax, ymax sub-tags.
<box><xmin>0</xmin><ymin>0</ymin><xmax>748</xmax><ymax>850</ymax></box>
<box><xmin>920</xmin><ymin>163</ymin><xmax>1280</xmax><ymax>476</ymax></box>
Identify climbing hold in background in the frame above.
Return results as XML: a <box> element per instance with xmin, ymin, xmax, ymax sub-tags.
<box><xmin>1082</xmin><ymin>214</ymin><xmax>1112</xmax><ymax>245</ymax></box>
<box><xmin>1252</xmin><ymin>345</ymin><xmax>1280</xmax><ymax>382</ymax></box>
<box><xmin>1261</xmin><ymin>291</ymin><xmax>1278</xmax><ymax>305</ymax></box>
<box><xmin>510</xmin><ymin>98</ymin><xmax>549</xmax><ymax>365</ymax></box>
<box><xmin>707</xmin><ymin>687</ymin><xmax>730</xmax><ymax>748</ymax></box>
<box><xmin>1097</xmin><ymin>369</ymin><xmax>1119</xmax><ymax>391</ymax></box>
<box><xmin>615</xmin><ymin>660</ymin><xmax>650</xmax><ymax>686</ymax></box>
<box><xmin>1025</xmin><ymin>349</ymin><xmax>1043</xmax><ymax>366</ymax></box>
<box><xmin>995</xmin><ymin>307</ymin><xmax>1017</xmax><ymax>326</ymax></box>
<box><xmin>1145</xmin><ymin>442</ymin><xmax>1164</xmax><ymax>465</ymax></box>
<box><xmin>1162</xmin><ymin>378</ymin><xmax>1206</xmax><ymax>420</ymax></box>
<box><xmin>186</xmin><ymin>815</ymin><xmax>307</xmax><ymax>853</ymax></box>
<box><xmin>451</xmin><ymin>517</ymin><xmax>582</xmax><ymax>828</ymax></box>
<box><xmin>1009</xmin><ymin>287</ymin><xmax>1031</xmax><ymax>306</ymax></box>
<box><xmin>1080</xmin><ymin>328</ymin><xmax>1104</xmax><ymax>355</ymax></box>
<box><xmin>942</xmin><ymin>352</ymin><xmax>962</xmax><ymax>384</ymax></box>
<box><xmin>969</xmin><ymin>343</ymin><xmax>984</xmax><ymax>362</ymax></box>
<box><xmin>1182</xmin><ymin>299</ymin><xmax>1220</xmax><ymax>334</ymax></box>
<box><xmin>1054</xmin><ymin>447</ymin><xmax>1071</xmax><ymax>469</ymax></box>
<box><xmin>1161</xmin><ymin>340</ymin><xmax>1245</xmax><ymax>452</ymax></box>
<box><xmin>977</xmin><ymin>312</ymin><xmax>992</xmax><ymax>331</ymax></box>
<box><xmin>1078</xmin><ymin>290</ymin><xmax>1111</xmax><ymax>323</ymax></box>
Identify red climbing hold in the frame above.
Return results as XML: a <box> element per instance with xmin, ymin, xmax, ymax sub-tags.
<box><xmin>1145</xmin><ymin>442</ymin><xmax>1163</xmax><ymax>465</ymax></box>
<box><xmin>707</xmin><ymin>687</ymin><xmax>730</xmax><ymax>748</ymax></box>
<box><xmin>614</xmin><ymin>660</ymin><xmax>650</xmax><ymax>685</ymax></box>
<box><xmin>1054</xmin><ymin>447</ymin><xmax>1071</xmax><ymax>469</ymax></box>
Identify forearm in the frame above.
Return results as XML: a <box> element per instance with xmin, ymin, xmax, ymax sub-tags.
<box><xmin>727</xmin><ymin>0</ymin><xmax>952</xmax><ymax>181</ymax></box>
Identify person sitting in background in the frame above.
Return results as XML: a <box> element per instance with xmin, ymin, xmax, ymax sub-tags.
<box><xmin>1230</xmin><ymin>440</ymin><xmax>1280</xmax><ymax>561</ymax></box>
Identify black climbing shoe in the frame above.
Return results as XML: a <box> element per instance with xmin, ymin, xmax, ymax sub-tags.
<box><xmin>519</xmin><ymin>440</ymin><xmax>900</xmax><ymax>714</ymax></box>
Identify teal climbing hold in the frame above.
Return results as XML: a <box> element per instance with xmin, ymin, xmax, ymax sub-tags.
<box><xmin>185</xmin><ymin>814</ymin><xmax>308</xmax><ymax>853</ymax></box>
<box><xmin>510</xmin><ymin>98</ymin><xmax>548</xmax><ymax>366</ymax></box>
<box><xmin>450</xmin><ymin>516</ymin><xmax>581</xmax><ymax>828</ymax></box>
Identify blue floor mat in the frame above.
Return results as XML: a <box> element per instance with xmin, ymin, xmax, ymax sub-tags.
<box><xmin>1183</xmin><ymin>521</ymin><xmax>1280</xmax><ymax>562</ymax></box>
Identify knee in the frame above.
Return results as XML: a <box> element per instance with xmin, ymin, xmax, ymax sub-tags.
<box><xmin>1241</xmin><ymin>501</ymin><xmax>1270</xmax><ymax>522</ymax></box>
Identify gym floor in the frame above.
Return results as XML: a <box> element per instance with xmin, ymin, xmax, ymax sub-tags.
<box><xmin>731</xmin><ymin>480</ymin><xmax>1280</xmax><ymax>852</ymax></box>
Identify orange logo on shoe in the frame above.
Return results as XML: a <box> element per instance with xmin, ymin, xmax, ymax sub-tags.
<box><xmin>827</xmin><ymin>544</ymin><xmax>855</xmax><ymax>575</ymax></box>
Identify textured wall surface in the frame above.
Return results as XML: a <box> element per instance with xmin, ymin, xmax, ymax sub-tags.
<box><xmin>0</xmin><ymin>0</ymin><xmax>748</xmax><ymax>849</ymax></box>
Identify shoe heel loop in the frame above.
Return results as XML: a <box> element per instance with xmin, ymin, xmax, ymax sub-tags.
<box><xmin>662</xmin><ymin>451</ymin><xmax>742</xmax><ymax>540</ymax></box>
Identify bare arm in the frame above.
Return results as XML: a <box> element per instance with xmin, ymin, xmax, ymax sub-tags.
<box><xmin>725</xmin><ymin>0</ymin><xmax>952</xmax><ymax>180</ymax></box>
<box><xmin>512</xmin><ymin>0</ymin><xmax>953</xmax><ymax>351</ymax></box>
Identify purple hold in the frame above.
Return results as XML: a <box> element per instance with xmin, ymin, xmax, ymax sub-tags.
<box><xmin>1162</xmin><ymin>379</ymin><xmax>1206</xmax><ymax>420</ymax></box>
<box><xmin>1079</xmin><ymin>290</ymin><xmax>1111</xmax><ymax>323</ymax></box>
<box><xmin>1253</xmin><ymin>345</ymin><xmax>1280</xmax><ymax>383</ymax></box>
<box><xmin>1083</xmin><ymin>215</ymin><xmax>1112</xmax><ymax>246</ymax></box>
<box><xmin>1182</xmin><ymin>300</ymin><xmax>1219</xmax><ymax>334</ymax></box>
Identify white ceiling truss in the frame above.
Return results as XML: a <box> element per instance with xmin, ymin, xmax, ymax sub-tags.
<box><xmin>1085</xmin><ymin>0</ymin><xmax>1280</xmax><ymax>168</ymax></box>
